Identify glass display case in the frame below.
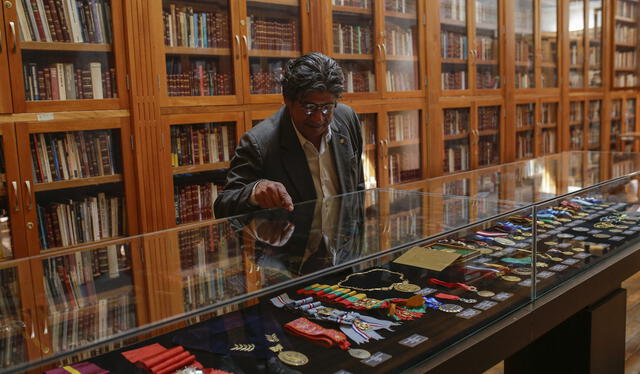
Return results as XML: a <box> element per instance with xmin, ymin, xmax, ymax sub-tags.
<box><xmin>3</xmin><ymin>152</ymin><xmax>640</xmax><ymax>373</ymax></box>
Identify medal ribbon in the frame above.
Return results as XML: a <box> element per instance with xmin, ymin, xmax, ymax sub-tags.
<box><xmin>476</xmin><ymin>230</ymin><xmax>508</xmax><ymax>237</ymax></box>
<box><xmin>428</xmin><ymin>278</ymin><xmax>477</xmax><ymax>292</ymax></box>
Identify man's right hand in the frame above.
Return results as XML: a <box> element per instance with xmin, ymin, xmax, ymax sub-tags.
<box><xmin>252</xmin><ymin>180</ymin><xmax>294</xmax><ymax>211</ymax></box>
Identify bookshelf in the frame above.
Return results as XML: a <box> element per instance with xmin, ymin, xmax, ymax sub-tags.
<box><xmin>2</xmin><ymin>0</ymin><xmax>128</xmax><ymax>113</ymax></box>
<box><xmin>569</xmin><ymin>99</ymin><xmax>586</xmax><ymax>150</ymax></box>
<box><xmin>612</xmin><ymin>0</ymin><xmax>640</xmax><ymax>88</ymax></box>
<box><xmin>623</xmin><ymin>96</ymin><xmax>638</xmax><ymax>150</ymax></box>
<box><xmin>610</xmin><ymin>97</ymin><xmax>623</xmax><ymax>150</ymax></box>
<box><xmin>386</xmin><ymin>107</ymin><xmax>422</xmax><ymax>184</ymax></box>
<box><xmin>588</xmin><ymin>98</ymin><xmax>603</xmax><ymax>150</ymax></box>
<box><xmin>568</xmin><ymin>0</ymin><xmax>604</xmax><ymax>89</ymax></box>
<box><xmin>514</xmin><ymin>98</ymin><xmax>559</xmax><ymax>159</ymax></box>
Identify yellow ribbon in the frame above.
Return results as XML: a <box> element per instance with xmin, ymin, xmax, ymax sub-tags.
<box><xmin>63</xmin><ymin>366</ymin><xmax>82</xmax><ymax>374</ymax></box>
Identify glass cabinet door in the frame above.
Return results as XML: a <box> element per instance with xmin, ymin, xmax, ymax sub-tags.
<box><xmin>359</xmin><ymin>112</ymin><xmax>379</xmax><ymax>188</ymax></box>
<box><xmin>587</xmin><ymin>0</ymin><xmax>603</xmax><ymax>87</ymax></box>
<box><xmin>0</xmin><ymin>6</ymin><xmax>12</xmax><ymax>113</ymax></box>
<box><xmin>622</xmin><ymin>97</ymin><xmax>637</xmax><ymax>151</ymax></box>
<box><xmin>613</xmin><ymin>0</ymin><xmax>640</xmax><ymax>88</ymax></box>
<box><xmin>477</xmin><ymin>105</ymin><xmax>500</xmax><ymax>167</ymax></box>
<box><xmin>540</xmin><ymin>0</ymin><xmax>559</xmax><ymax>88</ymax></box>
<box><xmin>569</xmin><ymin>101</ymin><xmax>585</xmax><ymax>150</ymax></box>
<box><xmin>474</xmin><ymin>0</ymin><xmax>499</xmax><ymax>90</ymax></box>
<box><xmin>0</xmin><ymin>264</ymin><xmax>34</xmax><ymax>368</ymax></box>
<box><xmin>0</xmin><ymin>124</ymin><xmax>24</xmax><ymax>260</ymax></box>
<box><xmin>588</xmin><ymin>99</ymin><xmax>602</xmax><ymax>150</ymax></box>
<box><xmin>539</xmin><ymin>102</ymin><xmax>558</xmax><ymax>155</ymax></box>
<box><xmin>515</xmin><ymin>0</ymin><xmax>534</xmax><ymax>89</ymax></box>
<box><xmin>610</xmin><ymin>98</ymin><xmax>623</xmax><ymax>151</ymax></box>
<box><xmin>332</xmin><ymin>0</ymin><xmax>376</xmax><ymax>94</ymax></box>
<box><xmin>443</xmin><ymin>107</ymin><xmax>470</xmax><ymax>173</ymax></box>
<box><xmin>383</xmin><ymin>0</ymin><xmax>419</xmax><ymax>93</ymax></box>
<box><xmin>440</xmin><ymin>0</ymin><xmax>468</xmax><ymax>90</ymax></box>
<box><xmin>515</xmin><ymin>103</ymin><xmax>535</xmax><ymax>159</ymax></box>
<box><xmin>569</xmin><ymin>0</ymin><xmax>585</xmax><ymax>88</ymax></box>
<box><xmin>386</xmin><ymin>109</ymin><xmax>421</xmax><ymax>184</ymax></box>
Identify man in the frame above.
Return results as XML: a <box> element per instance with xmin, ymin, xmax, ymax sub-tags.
<box><xmin>214</xmin><ymin>52</ymin><xmax>365</xmax><ymax>218</ymax></box>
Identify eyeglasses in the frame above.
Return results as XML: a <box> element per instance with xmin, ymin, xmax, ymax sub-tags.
<box><xmin>301</xmin><ymin>102</ymin><xmax>336</xmax><ymax>117</ymax></box>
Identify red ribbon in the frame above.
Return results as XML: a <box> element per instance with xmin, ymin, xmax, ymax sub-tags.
<box><xmin>428</xmin><ymin>278</ymin><xmax>476</xmax><ymax>292</ymax></box>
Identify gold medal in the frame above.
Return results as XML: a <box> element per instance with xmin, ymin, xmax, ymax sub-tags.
<box><xmin>393</xmin><ymin>282</ymin><xmax>421</xmax><ymax>293</ymax></box>
<box><xmin>557</xmin><ymin>218</ymin><xmax>571</xmax><ymax>223</ymax></box>
<box><xmin>512</xmin><ymin>267</ymin><xmax>532</xmax><ymax>276</ymax></box>
<box><xmin>609</xmin><ymin>229</ymin><xmax>623</xmax><ymax>233</ymax></box>
<box><xmin>478</xmin><ymin>247</ymin><xmax>493</xmax><ymax>254</ymax></box>
<box><xmin>476</xmin><ymin>290</ymin><xmax>495</xmax><ymax>297</ymax></box>
<box><xmin>572</xmin><ymin>247</ymin><xmax>585</xmax><ymax>252</ymax></box>
<box><xmin>562</xmin><ymin>251</ymin><xmax>574</xmax><ymax>256</ymax></box>
<box><xmin>522</xmin><ymin>232</ymin><xmax>533</xmax><ymax>237</ymax></box>
<box><xmin>549</xmin><ymin>256</ymin><xmax>563</xmax><ymax>262</ymax></box>
<box><xmin>279</xmin><ymin>351</ymin><xmax>309</xmax><ymax>366</ymax></box>
<box><xmin>348</xmin><ymin>348</ymin><xmax>371</xmax><ymax>359</ymax></box>
<box><xmin>502</xmin><ymin>275</ymin><xmax>522</xmax><ymax>282</ymax></box>
<box><xmin>494</xmin><ymin>237</ymin><xmax>516</xmax><ymax>246</ymax></box>
<box><xmin>536</xmin><ymin>262</ymin><xmax>548</xmax><ymax>267</ymax></box>
<box><xmin>543</xmin><ymin>241</ymin><xmax>558</xmax><ymax>246</ymax></box>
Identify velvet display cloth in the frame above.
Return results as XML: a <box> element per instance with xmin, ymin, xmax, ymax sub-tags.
<box><xmin>45</xmin><ymin>362</ymin><xmax>109</xmax><ymax>374</ymax></box>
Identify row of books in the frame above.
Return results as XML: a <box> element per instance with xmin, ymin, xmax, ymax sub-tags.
<box><xmin>359</xmin><ymin>114</ymin><xmax>376</xmax><ymax>145</ymax></box>
<box><xmin>384</xmin><ymin>24</ymin><xmax>415</xmax><ymax>56</ymax></box>
<box><xmin>515</xmin><ymin>71</ymin><xmax>534</xmax><ymax>89</ymax></box>
<box><xmin>615</xmin><ymin>24</ymin><xmax>637</xmax><ymax>44</ymax></box>
<box><xmin>184</xmin><ymin>270</ymin><xmax>245</xmax><ymax>312</ymax></box>
<box><xmin>443</xmin><ymin>198</ymin><xmax>469</xmax><ymax>228</ymax></box>
<box><xmin>388</xmin><ymin>111</ymin><xmax>419</xmax><ymax>141</ymax></box>
<box><xmin>170</xmin><ymin>123</ymin><xmax>235</xmax><ymax>167</ymax></box>
<box><xmin>617</xmin><ymin>1</ymin><xmax>638</xmax><ymax>18</ymax></box>
<box><xmin>476</xmin><ymin>36</ymin><xmax>497</xmax><ymax>60</ymax></box>
<box><xmin>443</xmin><ymin>108</ymin><xmax>469</xmax><ymax>136</ymax></box>
<box><xmin>441</xmin><ymin>70</ymin><xmax>466</xmax><ymax>90</ymax></box>
<box><xmin>178</xmin><ymin>224</ymin><xmax>238</xmax><ymax>271</ymax></box>
<box><xmin>441</xmin><ymin>31</ymin><xmax>467</xmax><ymax>59</ymax></box>
<box><xmin>610</xmin><ymin>121</ymin><xmax>622</xmax><ymax>148</ymax></box>
<box><xmin>540</xmin><ymin>129</ymin><xmax>557</xmax><ymax>155</ymax></box>
<box><xmin>385</xmin><ymin>70</ymin><xmax>416</xmax><ymax>91</ymax></box>
<box><xmin>516</xmin><ymin>104</ymin><xmax>535</xmax><ymax>128</ymax></box>
<box><xmin>388</xmin><ymin>147</ymin><xmax>420</xmax><ymax>184</ymax></box>
<box><xmin>478</xmin><ymin>134</ymin><xmax>499</xmax><ymax>166</ymax></box>
<box><xmin>389</xmin><ymin>211</ymin><xmax>419</xmax><ymax>244</ymax></box>
<box><xmin>475</xmin><ymin>1</ymin><xmax>498</xmax><ymax>25</ymax></box>
<box><xmin>569</xmin><ymin>70</ymin><xmax>584</xmax><ymax>88</ymax></box>
<box><xmin>248</xmin><ymin>16</ymin><xmax>299</xmax><ymax>51</ymax></box>
<box><xmin>589</xmin><ymin>46</ymin><xmax>602</xmax><ymax>65</ymax></box>
<box><xmin>589</xmin><ymin>69</ymin><xmax>602</xmax><ymax>88</ymax></box>
<box><xmin>48</xmin><ymin>293</ymin><xmax>135</xmax><ymax>351</ymax></box>
<box><xmin>385</xmin><ymin>0</ymin><xmax>415</xmax><ymax>14</ymax></box>
<box><xmin>541</xmin><ymin>104</ymin><xmax>558</xmax><ymax>124</ymax></box>
<box><xmin>443</xmin><ymin>179</ymin><xmax>468</xmax><ymax>195</ymax></box>
<box><xmin>333</xmin><ymin>24</ymin><xmax>373</xmax><ymax>55</ymax></box>
<box><xmin>0</xmin><ymin>268</ymin><xmax>21</xmax><ymax>328</ymax></box>
<box><xmin>589</xmin><ymin>124</ymin><xmax>601</xmax><ymax>149</ymax></box>
<box><xmin>443</xmin><ymin>139</ymin><xmax>469</xmax><ymax>173</ymax></box>
<box><xmin>516</xmin><ymin>131</ymin><xmax>534</xmax><ymax>159</ymax></box>
<box><xmin>343</xmin><ymin>67</ymin><xmax>375</xmax><ymax>93</ymax></box>
<box><xmin>589</xmin><ymin>101</ymin><xmax>601</xmax><ymax>121</ymax></box>
<box><xmin>24</xmin><ymin>62</ymin><xmax>116</xmax><ymax>101</ymax></box>
<box><xmin>43</xmin><ymin>247</ymin><xmax>130</xmax><ymax>312</ymax></box>
<box><xmin>541</xmin><ymin>68</ymin><xmax>558</xmax><ymax>88</ymax></box>
<box><xmin>249</xmin><ymin>70</ymin><xmax>282</xmax><ymax>95</ymax></box>
<box><xmin>515</xmin><ymin>38</ymin><xmax>534</xmax><ymax>62</ymax></box>
<box><xmin>332</xmin><ymin>0</ymin><xmax>372</xmax><ymax>9</ymax></box>
<box><xmin>0</xmin><ymin>331</ymin><xmax>25</xmax><ymax>369</ymax></box>
<box><xmin>541</xmin><ymin>38</ymin><xmax>558</xmax><ymax>62</ymax></box>
<box><xmin>37</xmin><ymin>193</ymin><xmax>125</xmax><ymax>249</ymax></box>
<box><xmin>166</xmin><ymin>59</ymin><xmax>234</xmax><ymax>97</ymax></box>
<box><xmin>16</xmin><ymin>0</ymin><xmax>112</xmax><ymax>43</ymax></box>
<box><xmin>570</xmin><ymin>127</ymin><xmax>584</xmax><ymax>150</ymax></box>
<box><xmin>440</xmin><ymin>0</ymin><xmax>466</xmax><ymax>22</ymax></box>
<box><xmin>163</xmin><ymin>5</ymin><xmax>230</xmax><ymax>48</ymax></box>
<box><xmin>570</xmin><ymin>102</ymin><xmax>584</xmax><ymax>122</ymax></box>
<box><xmin>478</xmin><ymin>106</ymin><xmax>499</xmax><ymax>131</ymax></box>
<box><xmin>615</xmin><ymin>72</ymin><xmax>638</xmax><ymax>87</ymax></box>
<box><xmin>30</xmin><ymin>130</ymin><xmax>117</xmax><ymax>184</ymax></box>
<box><xmin>569</xmin><ymin>44</ymin><xmax>584</xmax><ymax>65</ymax></box>
<box><xmin>614</xmin><ymin>51</ymin><xmax>638</xmax><ymax>68</ymax></box>
<box><xmin>476</xmin><ymin>69</ymin><xmax>499</xmax><ymax>89</ymax></box>
<box><xmin>174</xmin><ymin>182</ymin><xmax>219</xmax><ymax>224</ymax></box>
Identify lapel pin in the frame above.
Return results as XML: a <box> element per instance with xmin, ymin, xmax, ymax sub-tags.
<box><xmin>340</xmin><ymin>138</ymin><xmax>345</xmax><ymax>144</ymax></box>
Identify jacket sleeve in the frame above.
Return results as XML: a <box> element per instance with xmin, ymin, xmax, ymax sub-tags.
<box><xmin>214</xmin><ymin>132</ymin><xmax>264</xmax><ymax>218</ymax></box>
<box><xmin>348</xmin><ymin>106</ymin><xmax>366</xmax><ymax>191</ymax></box>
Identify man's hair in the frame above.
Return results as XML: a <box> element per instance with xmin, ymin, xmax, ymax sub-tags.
<box><xmin>281</xmin><ymin>52</ymin><xmax>344</xmax><ymax>102</ymax></box>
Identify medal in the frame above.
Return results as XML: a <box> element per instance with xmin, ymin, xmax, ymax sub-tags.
<box><xmin>572</xmin><ymin>247</ymin><xmax>585</xmax><ymax>252</ymax></box>
<box><xmin>478</xmin><ymin>247</ymin><xmax>493</xmax><ymax>254</ymax></box>
<box><xmin>439</xmin><ymin>304</ymin><xmax>464</xmax><ymax>313</ymax></box>
<box><xmin>393</xmin><ymin>282</ymin><xmax>421</xmax><ymax>293</ymax></box>
<box><xmin>557</xmin><ymin>233</ymin><xmax>575</xmax><ymax>239</ymax></box>
<box><xmin>557</xmin><ymin>218</ymin><xmax>571</xmax><ymax>223</ymax></box>
<box><xmin>561</xmin><ymin>251</ymin><xmax>574</xmax><ymax>256</ymax></box>
<box><xmin>494</xmin><ymin>237</ymin><xmax>516</xmax><ymax>246</ymax></box>
<box><xmin>476</xmin><ymin>290</ymin><xmax>496</xmax><ymax>297</ymax></box>
<box><xmin>512</xmin><ymin>267</ymin><xmax>532</xmax><ymax>276</ymax></box>
<box><xmin>536</xmin><ymin>262</ymin><xmax>548</xmax><ymax>267</ymax></box>
<box><xmin>593</xmin><ymin>233</ymin><xmax>611</xmax><ymax>239</ymax></box>
<box><xmin>511</xmin><ymin>235</ymin><xmax>526</xmax><ymax>241</ymax></box>
<box><xmin>502</xmin><ymin>275</ymin><xmax>522</xmax><ymax>282</ymax></box>
<box><xmin>572</xmin><ymin>227</ymin><xmax>589</xmax><ymax>232</ymax></box>
<box><xmin>279</xmin><ymin>351</ymin><xmax>309</xmax><ymax>366</ymax></box>
<box><xmin>348</xmin><ymin>348</ymin><xmax>371</xmax><ymax>359</ymax></box>
<box><xmin>543</xmin><ymin>241</ymin><xmax>558</xmax><ymax>246</ymax></box>
<box><xmin>522</xmin><ymin>232</ymin><xmax>533</xmax><ymax>237</ymax></box>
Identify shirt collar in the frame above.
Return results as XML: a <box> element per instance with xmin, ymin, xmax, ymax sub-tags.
<box><xmin>290</xmin><ymin>117</ymin><xmax>332</xmax><ymax>148</ymax></box>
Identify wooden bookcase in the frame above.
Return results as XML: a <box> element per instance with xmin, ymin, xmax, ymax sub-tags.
<box><xmin>611</xmin><ymin>0</ymin><xmax>640</xmax><ymax>88</ymax></box>
<box><xmin>513</xmin><ymin>96</ymin><xmax>560</xmax><ymax>160</ymax></box>
<box><xmin>568</xmin><ymin>0</ymin><xmax>605</xmax><ymax>90</ymax></box>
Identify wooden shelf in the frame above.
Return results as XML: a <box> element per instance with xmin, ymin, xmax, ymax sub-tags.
<box><xmin>442</xmin><ymin>58</ymin><xmax>468</xmax><ymax>64</ymax></box>
<box><xmin>476</xmin><ymin>59</ymin><xmax>498</xmax><ymax>65</ymax></box>
<box><xmin>173</xmin><ymin>162</ymin><xmax>231</xmax><ymax>175</ymax></box>
<box><xmin>615</xmin><ymin>15</ymin><xmax>637</xmax><ymax>23</ymax></box>
<box><xmin>476</xmin><ymin>23</ymin><xmax>498</xmax><ymax>31</ymax></box>
<box><xmin>388</xmin><ymin>139</ymin><xmax>420</xmax><ymax>147</ymax></box>
<box><xmin>515</xmin><ymin>61</ymin><xmax>534</xmax><ymax>67</ymax></box>
<box><xmin>34</xmin><ymin>175</ymin><xmax>124</xmax><ymax>192</ymax></box>
<box><xmin>516</xmin><ymin>126</ymin><xmax>534</xmax><ymax>132</ymax></box>
<box><xmin>20</xmin><ymin>41</ymin><xmax>113</xmax><ymax>52</ymax></box>
<box><xmin>540</xmin><ymin>123</ymin><xmax>557</xmax><ymax>129</ymax></box>
<box><xmin>333</xmin><ymin>5</ymin><xmax>373</xmax><ymax>15</ymax></box>
<box><xmin>478</xmin><ymin>129</ymin><xmax>499</xmax><ymax>136</ymax></box>
<box><xmin>615</xmin><ymin>42</ymin><xmax>637</xmax><ymax>48</ymax></box>
<box><xmin>540</xmin><ymin>62</ymin><xmax>558</xmax><ymax>68</ymax></box>
<box><xmin>615</xmin><ymin>67</ymin><xmax>638</xmax><ymax>72</ymax></box>
<box><xmin>249</xmin><ymin>50</ymin><xmax>301</xmax><ymax>58</ymax></box>
<box><xmin>569</xmin><ymin>121</ymin><xmax>584</xmax><ymax>126</ymax></box>
<box><xmin>384</xmin><ymin>11</ymin><xmax>415</xmax><ymax>20</ymax></box>
<box><xmin>441</xmin><ymin>18</ymin><xmax>466</xmax><ymax>27</ymax></box>
<box><xmin>250</xmin><ymin>0</ymin><xmax>298</xmax><ymax>6</ymax></box>
<box><xmin>444</xmin><ymin>133</ymin><xmax>470</xmax><ymax>141</ymax></box>
<box><xmin>165</xmin><ymin>46</ymin><xmax>232</xmax><ymax>56</ymax></box>
<box><xmin>334</xmin><ymin>53</ymin><xmax>374</xmax><ymax>60</ymax></box>
<box><xmin>386</xmin><ymin>55</ymin><xmax>418</xmax><ymax>62</ymax></box>
<box><xmin>41</xmin><ymin>235</ymin><xmax>128</xmax><ymax>253</ymax></box>
<box><xmin>364</xmin><ymin>144</ymin><xmax>376</xmax><ymax>151</ymax></box>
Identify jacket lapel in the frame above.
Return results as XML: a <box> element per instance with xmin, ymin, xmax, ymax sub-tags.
<box><xmin>279</xmin><ymin>109</ymin><xmax>316</xmax><ymax>202</ymax></box>
<box><xmin>330</xmin><ymin>121</ymin><xmax>355</xmax><ymax>194</ymax></box>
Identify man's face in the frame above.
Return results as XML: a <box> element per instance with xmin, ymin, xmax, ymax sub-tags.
<box><xmin>286</xmin><ymin>91</ymin><xmax>337</xmax><ymax>139</ymax></box>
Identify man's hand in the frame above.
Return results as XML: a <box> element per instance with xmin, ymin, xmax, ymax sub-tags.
<box><xmin>247</xmin><ymin>217</ymin><xmax>295</xmax><ymax>247</ymax></box>
<box><xmin>252</xmin><ymin>180</ymin><xmax>294</xmax><ymax>211</ymax></box>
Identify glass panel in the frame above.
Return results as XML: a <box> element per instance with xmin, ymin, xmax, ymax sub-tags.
<box><xmin>611</xmin><ymin>99</ymin><xmax>623</xmax><ymax>151</ymax></box>
<box><xmin>588</xmin><ymin>0</ymin><xmax>603</xmax><ymax>87</ymax></box>
<box><xmin>569</xmin><ymin>101</ymin><xmax>584</xmax><ymax>150</ymax></box>
<box><xmin>621</xmin><ymin>98</ymin><xmax>637</xmax><ymax>152</ymax></box>
<box><xmin>613</xmin><ymin>0</ymin><xmax>640</xmax><ymax>87</ymax></box>
<box><xmin>0</xmin><ymin>137</ymin><xmax>12</xmax><ymax>260</ymax></box>
<box><xmin>443</xmin><ymin>108</ymin><xmax>470</xmax><ymax>173</ymax></box>
<box><xmin>478</xmin><ymin>105</ymin><xmax>500</xmax><ymax>167</ymax></box>
<box><xmin>626</xmin><ymin>98</ymin><xmax>636</xmax><ymax>132</ymax></box>
<box><xmin>540</xmin><ymin>0</ymin><xmax>559</xmax><ymax>88</ymax></box>
<box><xmin>515</xmin><ymin>103</ymin><xmax>535</xmax><ymax>129</ymax></box>
<box><xmin>170</xmin><ymin>121</ymin><xmax>236</xmax><ymax>224</ymax></box>
<box><xmin>441</xmin><ymin>0</ymin><xmax>468</xmax><ymax>90</ymax></box>
<box><xmin>359</xmin><ymin>113</ymin><xmax>378</xmax><ymax>188</ymax></box>
<box><xmin>569</xmin><ymin>0</ymin><xmax>585</xmax><ymax>88</ymax></box>
<box><xmin>0</xmin><ymin>266</ymin><xmax>29</xmax><ymax>369</ymax></box>
<box><xmin>333</xmin><ymin>0</ymin><xmax>376</xmax><ymax>93</ymax></box>
<box><xmin>30</xmin><ymin>130</ymin><xmax>126</xmax><ymax>251</ymax></box>
<box><xmin>163</xmin><ymin>0</ymin><xmax>234</xmax><ymax>97</ymax></box>
<box><xmin>384</xmin><ymin>0</ymin><xmax>419</xmax><ymax>92</ymax></box>
<box><xmin>516</xmin><ymin>130</ymin><xmax>534</xmax><ymax>159</ymax></box>
<box><xmin>388</xmin><ymin>189</ymin><xmax>423</xmax><ymax>246</ymax></box>
<box><xmin>443</xmin><ymin>179</ymin><xmax>470</xmax><ymax>226</ymax></box>
<box><xmin>516</xmin><ymin>103</ymin><xmax>535</xmax><ymax>159</ymax></box>
<box><xmin>541</xmin><ymin>103</ymin><xmax>558</xmax><ymax>155</ymax></box>
<box><xmin>515</xmin><ymin>0</ymin><xmax>534</xmax><ymax>88</ymax></box>
<box><xmin>475</xmin><ymin>0</ymin><xmax>499</xmax><ymax>89</ymax></box>
<box><xmin>247</xmin><ymin>1</ymin><xmax>302</xmax><ymax>95</ymax></box>
<box><xmin>18</xmin><ymin>0</ymin><xmax>118</xmax><ymax>102</ymax></box>
<box><xmin>588</xmin><ymin>100</ymin><xmax>601</xmax><ymax>150</ymax></box>
<box><xmin>388</xmin><ymin>110</ymin><xmax>421</xmax><ymax>183</ymax></box>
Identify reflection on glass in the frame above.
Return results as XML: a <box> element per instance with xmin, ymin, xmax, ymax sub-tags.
<box><xmin>359</xmin><ymin>113</ymin><xmax>378</xmax><ymax>188</ymax></box>
<box><xmin>0</xmin><ymin>267</ymin><xmax>27</xmax><ymax>369</ymax></box>
<box><xmin>0</xmin><ymin>139</ymin><xmax>11</xmax><ymax>260</ymax></box>
<box><xmin>588</xmin><ymin>100</ymin><xmax>601</xmax><ymax>150</ymax></box>
<box><xmin>475</xmin><ymin>0</ymin><xmax>499</xmax><ymax>89</ymax></box>
<box><xmin>516</xmin><ymin>130</ymin><xmax>534</xmax><ymax>159</ymax></box>
<box><xmin>388</xmin><ymin>110</ymin><xmax>421</xmax><ymax>183</ymax></box>
<box><xmin>611</xmin><ymin>99</ymin><xmax>623</xmax><ymax>151</ymax></box>
<box><xmin>441</xmin><ymin>0</ymin><xmax>468</xmax><ymax>90</ymax></box>
<box><xmin>478</xmin><ymin>106</ymin><xmax>500</xmax><ymax>166</ymax></box>
<box><xmin>569</xmin><ymin>0</ymin><xmax>585</xmax><ymax>88</ymax></box>
<box><xmin>613</xmin><ymin>0</ymin><xmax>640</xmax><ymax>87</ymax></box>
<box><xmin>164</xmin><ymin>0</ymin><xmax>234</xmax><ymax>97</ymax></box>
<box><xmin>541</xmin><ymin>0</ymin><xmax>558</xmax><ymax>87</ymax></box>
<box><xmin>569</xmin><ymin>101</ymin><xmax>584</xmax><ymax>150</ymax></box>
<box><xmin>385</xmin><ymin>0</ymin><xmax>419</xmax><ymax>91</ymax></box>
<box><xmin>515</xmin><ymin>0</ymin><xmax>534</xmax><ymax>88</ymax></box>
<box><xmin>588</xmin><ymin>0</ymin><xmax>603</xmax><ymax>87</ymax></box>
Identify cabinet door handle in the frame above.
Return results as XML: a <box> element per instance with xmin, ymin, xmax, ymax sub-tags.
<box><xmin>9</xmin><ymin>21</ymin><xmax>16</xmax><ymax>52</ymax></box>
<box><xmin>376</xmin><ymin>44</ymin><xmax>382</xmax><ymax>59</ymax></box>
<box><xmin>381</xmin><ymin>43</ymin><xmax>387</xmax><ymax>61</ymax></box>
<box><xmin>241</xmin><ymin>35</ymin><xmax>248</xmax><ymax>57</ymax></box>
<box><xmin>24</xmin><ymin>181</ymin><xmax>32</xmax><ymax>211</ymax></box>
<box><xmin>234</xmin><ymin>35</ymin><xmax>240</xmax><ymax>59</ymax></box>
<box><xmin>11</xmin><ymin>181</ymin><xmax>19</xmax><ymax>212</ymax></box>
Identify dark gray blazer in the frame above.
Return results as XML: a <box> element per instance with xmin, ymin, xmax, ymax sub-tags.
<box><xmin>214</xmin><ymin>103</ymin><xmax>365</xmax><ymax>218</ymax></box>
